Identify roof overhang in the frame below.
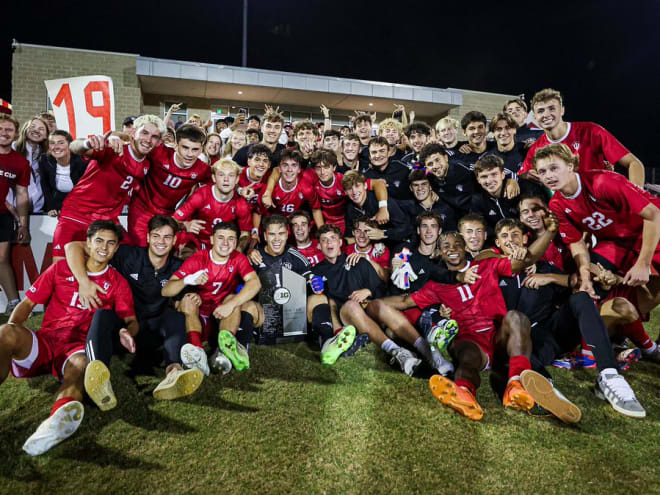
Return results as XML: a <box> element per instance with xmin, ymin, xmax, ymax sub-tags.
<box><xmin>136</xmin><ymin>57</ymin><xmax>462</xmax><ymax>119</ymax></box>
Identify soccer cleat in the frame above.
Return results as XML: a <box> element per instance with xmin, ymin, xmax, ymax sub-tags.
<box><xmin>429</xmin><ymin>375</ymin><xmax>483</xmax><ymax>421</ymax></box>
<box><xmin>552</xmin><ymin>351</ymin><xmax>596</xmax><ymax>370</ymax></box>
<box><xmin>340</xmin><ymin>333</ymin><xmax>370</xmax><ymax>358</ymax></box>
<box><xmin>4</xmin><ymin>299</ymin><xmax>19</xmax><ymax>316</ymax></box>
<box><xmin>218</xmin><ymin>330</ymin><xmax>250</xmax><ymax>371</ymax></box>
<box><xmin>180</xmin><ymin>343</ymin><xmax>210</xmax><ymax>376</ymax></box>
<box><xmin>84</xmin><ymin>360</ymin><xmax>117</xmax><ymax>411</ymax></box>
<box><xmin>429</xmin><ymin>346</ymin><xmax>454</xmax><ymax>376</ymax></box>
<box><xmin>520</xmin><ymin>370</ymin><xmax>582</xmax><ymax>423</ymax></box>
<box><xmin>23</xmin><ymin>401</ymin><xmax>84</xmax><ymax>456</ymax></box>
<box><xmin>641</xmin><ymin>345</ymin><xmax>660</xmax><ymax>365</ymax></box>
<box><xmin>209</xmin><ymin>348</ymin><xmax>233</xmax><ymax>375</ymax></box>
<box><xmin>502</xmin><ymin>379</ymin><xmax>535</xmax><ymax>412</ymax></box>
<box><xmin>617</xmin><ymin>348</ymin><xmax>641</xmax><ymax>371</ymax></box>
<box><xmin>595</xmin><ymin>370</ymin><xmax>646</xmax><ymax>418</ymax></box>
<box><xmin>321</xmin><ymin>325</ymin><xmax>356</xmax><ymax>365</ymax></box>
<box><xmin>389</xmin><ymin>348</ymin><xmax>421</xmax><ymax>376</ymax></box>
<box><xmin>153</xmin><ymin>368</ymin><xmax>204</xmax><ymax>400</ymax></box>
<box><xmin>427</xmin><ymin>319</ymin><xmax>459</xmax><ymax>352</ymax></box>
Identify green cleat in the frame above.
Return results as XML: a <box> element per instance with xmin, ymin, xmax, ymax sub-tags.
<box><xmin>321</xmin><ymin>325</ymin><xmax>357</xmax><ymax>365</ymax></box>
<box><xmin>218</xmin><ymin>330</ymin><xmax>250</xmax><ymax>371</ymax></box>
<box><xmin>427</xmin><ymin>319</ymin><xmax>459</xmax><ymax>352</ymax></box>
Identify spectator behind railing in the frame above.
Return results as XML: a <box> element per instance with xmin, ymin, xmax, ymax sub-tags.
<box><xmin>38</xmin><ymin>130</ymin><xmax>88</xmax><ymax>217</ymax></box>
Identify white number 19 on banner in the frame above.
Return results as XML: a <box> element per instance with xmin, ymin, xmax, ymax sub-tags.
<box><xmin>44</xmin><ymin>75</ymin><xmax>115</xmax><ymax>140</ymax></box>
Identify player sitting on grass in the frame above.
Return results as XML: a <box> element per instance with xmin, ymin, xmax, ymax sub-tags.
<box><xmin>0</xmin><ymin>221</ymin><xmax>136</xmax><ymax>455</ymax></box>
<box><xmin>162</xmin><ymin>222</ymin><xmax>261</xmax><ymax>375</ymax></box>
<box><xmin>247</xmin><ymin>215</ymin><xmax>356</xmax><ymax>364</ymax></box>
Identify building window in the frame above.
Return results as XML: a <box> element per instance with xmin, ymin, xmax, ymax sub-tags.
<box><xmin>165</xmin><ymin>102</ymin><xmax>188</xmax><ymax>128</ymax></box>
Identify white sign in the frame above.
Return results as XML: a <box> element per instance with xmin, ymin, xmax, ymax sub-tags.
<box><xmin>0</xmin><ymin>215</ymin><xmax>127</xmax><ymax>313</ymax></box>
<box><xmin>45</xmin><ymin>75</ymin><xmax>115</xmax><ymax>140</ymax></box>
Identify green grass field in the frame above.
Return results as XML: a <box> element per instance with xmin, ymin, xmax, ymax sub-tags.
<box><xmin>1</xmin><ymin>311</ymin><xmax>659</xmax><ymax>495</ymax></box>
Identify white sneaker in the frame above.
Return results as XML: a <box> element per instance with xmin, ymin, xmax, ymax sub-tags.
<box><xmin>209</xmin><ymin>349</ymin><xmax>233</xmax><ymax>375</ymax></box>
<box><xmin>595</xmin><ymin>369</ymin><xmax>646</xmax><ymax>418</ymax></box>
<box><xmin>389</xmin><ymin>348</ymin><xmax>421</xmax><ymax>377</ymax></box>
<box><xmin>430</xmin><ymin>346</ymin><xmax>454</xmax><ymax>376</ymax></box>
<box><xmin>84</xmin><ymin>360</ymin><xmax>117</xmax><ymax>411</ymax></box>
<box><xmin>23</xmin><ymin>401</ymin><xmax>84</xmax><ymax>456</ymax></box>
<box><xmin>180</xmin><ymin>343</ymin><xmax>210</xmax><ymax>376</ymax></box>
<box><xmin>153</xmin><ymin>368</ymin><xmax>204</xmax><ymax>400</ymax></box>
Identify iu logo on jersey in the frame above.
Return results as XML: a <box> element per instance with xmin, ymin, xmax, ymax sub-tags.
<box><xmin>192</xmin><ymin>173</ymin><xmax>197</xmax><ymax>179</ymax></box>
<box><xmin>572</xmin><ymin>141</ymin><xmax>580</xmax><ymax>151</ymax></box>
<box><xmin>228</xmin><ymin>265</ymin><xmax>234</xmax><ymax>273</ymax></box>
<box><xmin>103</xmin><ymin>282</ymin><xmax>111</xmax><ymax>291</ymax></box>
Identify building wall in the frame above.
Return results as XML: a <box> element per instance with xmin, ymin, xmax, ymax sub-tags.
<box><xmin>448</xmin><ymin>89</ymin><xmax>514</xmax><ymax>137</ymax></box>
<box><xmin>11</xmin><ymin>44</ymin><xmax>142</xmax><ymax>129</ymax></box>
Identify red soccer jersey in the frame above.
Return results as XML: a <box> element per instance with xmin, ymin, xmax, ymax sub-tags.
<box><xmin>303</xmin><ymin>170</ymin><xmax>347</xmax><ymax>228</ymax></box>
<box><xmin>521</xmin><ymin>122</ymin><xmax>629</xmax><ymax>175</ymax></box>
<box><xmin>238</xmin><ymin>167</ymin><xmax>271</xmax><ymax>212</ymax></box>
<box><xmin>26</xmin><ymin>260</ymin><xmax>135</xmax><ymax>342</ymax></box>
<box><xmin>296</xmin><ymin>239</ymin><xmax>324</xmax><ymax>266</ymax></box>
<box><xmin>549</xmin><ymin>171</ymin><xmax>660</xmax><ymax>246</ymax></box>
<box><xmin>267</xmin><ymin>178</ymin><xmax>320</xmax><ymax>217</ymax></box>
<box><xmin>0</xmin><ymin>150</ymin><xmax>30</xmax><ymax>214</ymax></box>
<box><xmin>411</xmin><ymin>257</ymin><xmax>512</xmax><ymax>330</ymax></box>
<box><xmin>539</xmin><ymin>235</ymin><xmax>575</xmax><ymax>274</ymax></box>
<box><xmin>173</xmin><ymin>185</ymin><xmax>253</xmax><ymax>246</ymax></box>
<box><xmin>60</xmin><ymin>145</ymin><xmax>149</xmax><ymax>222</ymax></box>
<box><xmin>343</xmin><ymin>242</ymin><xmax>390</xmax><ymax>268</ymax></box>
<box><xmin>173</xmin><ymin>249</ymin><xmax>255</xmax><ymax>316</ymax></box>
<box><xmin>131</xmin><ymin>144</ymin><xmax>211</xmax><ymax>213</ymax></box>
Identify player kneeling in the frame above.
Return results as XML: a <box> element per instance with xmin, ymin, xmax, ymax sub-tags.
<box><xmin>0</xmin><ymin>221</ymin><xmax>136</xmax><ymax>455</ymax></box>
<box><xmin>162</xmin><ymin>222</ymin><xmax>261</xmax><ymax>375</ymax></box>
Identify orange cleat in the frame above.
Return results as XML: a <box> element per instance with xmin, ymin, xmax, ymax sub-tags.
<box><xmin>502</xmin><ymin>379</ymin><xmax>535</xmax><ymax>411</ymax></box>
<box><xmin>429</xmin><ymin>375</ymin><xmax>484</xmax><ymax>421</ymax></box>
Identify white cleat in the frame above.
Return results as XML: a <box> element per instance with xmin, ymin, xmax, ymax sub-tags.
<box><xmin>23</xmin><ymin>401</ymin><xmax>84</xmax><ymax>456</ymax></box>
<box><xmin>180</xmin><ymin>343</ymin><xmax>210</xmax><ymax>376</ymax></box>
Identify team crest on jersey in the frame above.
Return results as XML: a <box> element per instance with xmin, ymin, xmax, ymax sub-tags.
<box><xmin>298</xmin><ymin>192</ymin><xmax>303</xmax><ymax>199</ymax></box>
<box><xmin>228</xmin><ymin>265</ymin><xmax>234</xmax><ymax>273</ymax></box>
<box><xmin>337</xmin><ymin>190</ymin><xmax>342</xmax><ymax>196</ymax></box>
<box><xmin>192</xmin><ymin>173</ymin><xmax>197</xmax><ymax>179</ymax></box>
<box><xmin>344</xmin><ymin>263</ymin><xmax>352</xmax><ymax>271</ymax></box>
<box><xmin>393</xmin><ymin>180</ymin><xmax>400</xmax><ymax>188</ymax></box>
<box><xmin>572</xmin><ymin>141</ymin><xmax>580</xmax><ymax>151</ymax></box>
<box><xmin>456</xmin><ymin>185</ymin><xmax>463</xmax><ymax>192</ymax></box>
<box><xmin>28</xmin><ymin>286</ymin><xmax>36</xmax><ymax>293</ymax></box>
<box><xmin>143</xmin><ymin>167</ymin><xmax>149</xmax><ymax>175</ymax></box>
<box><xmin>283</xmin><ymin>262</ymin><xmax>292</xmax><ymax>270</ymax></box>
<box><xmin>160</xmin><ymin>279</ymin><xmax>167</xmax><ymax>287</ymax></box>
<box><xmin>565</xmin><ymin>208</ymin><xmax>572</xmax><ymax>214</ymax></box>
<box><xmin>103</xmin><ymin>282</ymin><xmax>111</xmax><ymax>291</ymax></box>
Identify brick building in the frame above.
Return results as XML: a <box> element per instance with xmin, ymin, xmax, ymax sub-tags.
<box><xmin>11</xmin><ymin>42</ymin><xmax>517</xmax><ymax>133</ymax></box>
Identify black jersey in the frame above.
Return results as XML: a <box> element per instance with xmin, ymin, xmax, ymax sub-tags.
<box><xmin>431</xmin><ymin>149</ymin><xmax>475</xmax><ymax>215</ymax></box>
<box><xmin>345</xmin><ymin>191</ymin><xmax>413</xmax><ymax>243</ymax></box>
<box><xmin>514</xmin><ymin>125</ymin><xmax>544</xmax><ymax>145</ymax></box>
<box><xmin>254</xmin><ymin>246</ymin><xmax>313</xmax><ymax>287</ymax></box>
<box><xmin>233</xmin><ymin>142</ymin><xmax>286</xmax><ymax>168</ymax></box>
<box><xmin>312</xmin><ymin>253</ymin><xmax>385</xmax><ymax>304</ymax></box>
<box><xmin>364</xmin><ymin>160</ymin><xmax>411</xmax><ymax>201</ymax></box>
<box><xmin>488</xmin><ymin>142</ymin><xmax>528</xmax><ymax>176</ymax></box>
<box><xmin>110</xmin><ymin>245</ymin><xmax>182</xmax><ymax>320</ymax></box>
<box><xmin>388</xmin><ymin>241</ymin><xmax>457</xmax><ymax>295</ymax></box>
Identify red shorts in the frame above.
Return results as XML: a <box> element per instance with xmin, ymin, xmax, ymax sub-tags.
<box><xmin>600</xmin><ymin>284</ymin><xmax>648</xmax><ymax>322</ymax></box>
<box><xmin>11</xmin><ymin>329</ymin><xmax>86</xmax><ymax>380</ymax></box>
<box><xmin>452</xmin><ymin>322</ymin><xmax>496</xmax><ymax>370</ymax></box>
<box><xmin>593</xmin><ymin>238</ymin><xmax>660</xmax><ymax>276</ymax></box>
<box><xmin>403</xmin><ymin>307</ymin><xmax>422</xmax><ymax>326</ymax></box>
<box><xmin>127</xmin><ymin>205</ymin><xmax>154</xmax><ymax>247</ymax></box>
<box><xmin>52</xmin><ymin>216</ymin><xmax>90</xmax><ymax>258</ymax></box>
<box><xmin>175</xmin><ymin>231</ymin><xmax>209</xmax><ymax>251</ymax></box>
<box><xmin>199</xmin><ymin>313</ymin><xmax>217</xmax><ymax>343</ymax></box>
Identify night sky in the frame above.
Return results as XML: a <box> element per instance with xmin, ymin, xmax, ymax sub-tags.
<box><xmin>3</xmin><ymin>1</ymin><xmax>659</xmax><ymax>167</ymax></box>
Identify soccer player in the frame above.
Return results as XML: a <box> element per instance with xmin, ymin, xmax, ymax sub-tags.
<box><xmin>354</xmin><ymin>113</ymin><xmax>374</xmax><ymax>171</ymax></box>
<box><xmin>343</xmin><ymin>216</ymin><xmax>391</xmax><ymax>282</ymax></box>
<box><xmin>338</xmin><ymin>133</ymin><xmax>362</xmax><ymax>173</ymax></box>
<box><xmin>380</xmin><ymin>220</ymin><xmax>558</xmax><ymax>421</ymax></box>
<box><xmin>162</xmin><ymin>222</ymin><xmax>260</xmax><ymax>374</ymax></box>
<box><xmin>237</xmin><ymin>143</ymin><xmax>273</xmax><ymax>230</ymax></box>
<box><xmin>364</xmin><ymin>136</ymin><xmax>411</xmax><ymax>201</ymax></box>
<box><xmin>52</xmin><ymin>115</ymin><xmax>165</xmax><ymax>261</ymax></box>
<box><xmin>127</xmin><ymin>124</ymin><xmax>211</xmax><ymax>247</ymax></box>
<box><xmin>292</xmin><ymin>121</ymin><xmax>319</xmax><ymax>163</ymax></box>
<box><xmin>64</xmin><ymin>215</ymin><xmax>203</xmax><ymax>400</ymax></box>
<box><xmin>435</xmin><ymin>117</ymin><xmax>462</xmax><ymax>151</ymax></box>
<box><xmin>502</xmin><ymin>98</ymin><xmax>543</xmax><ymax>144</ymax></box>
<box><xmin>174</xmin><ymin>158</ymin><xmax>252</xmax><ymax>252</ymax></box>
<box><xmin>456</xmin><ymin>111</ymin><xmax>492</xmax><ymax>167</ymax></box>
<box><xmin>0</xmin><ymin>221</ymin><xmax>135</xmax><ymax>455</ymax></box>
<box><xmin>419</xmin><ymin>143</ymin><xmax>473</xmax><ymax>216</ymax></box>
<box><xmin>408</xmin><ymin>169</ymin><xmax>458</xmax><ymax>231</ymax></box>
<box><xmin>247</xmin><ymin>215</ymin><xmax>356</xmax><ymax>364</ymax></box>
<box><xmin>520</xmin><ymin>88</ymin><xmax>645</xmax><ymax>185</ymax></box>
<box><xmin>312</xmin><ymin>225</ymin><xmax>425</xmax><ymax>375</ymax></box>
<box><xmin>377</xmin><ymin>118</ymin><xmax>405</xmax><ymax>162</ymax></box>
<box><xmin>289</xmin><ymin>210</ymin><xmax>324</xmax><ymax>266</ymax></box>
<box><xmin>399</xmin><ymin>122</ymin><xmax>432</xmax><ymax>170</ymax></box>
<box><xmin>458</xmin><ymin>214</ymin><xmax>489</xmax><ymax>256</ymax></box>
<box><xmin>533</xmin><ymin>143</ymin><xmax>660</xmax><ymax>294</ymax></box>
<box><xmin>0</xmin><ymin>114</ymin><xmax>30</xmax><ymax>314</ymax></box>
<box><xmin>322</xmin><ymin>129</ymin><xmax>341</xmax><ymax>153</ymax></box>
<box><xmin>487</xmin><ymin>112</ymin><xmax>529</xmax><ymax>176</ymax></box>
<box><xmin>233</xmin><ymin>108</ymin><xmax>286</xmax><ymax>167</ymax></box>
<box><xmin>343</xmin><ymin>171</ymin><xmax>413</xmax><ymax>245</ymax></box>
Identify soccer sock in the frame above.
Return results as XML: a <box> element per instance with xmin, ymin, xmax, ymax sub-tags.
<box><xmin>311</xmin><ymin>304</ymin><xmax>334</xmax><ymax>343</ymax></box>
<box><xmin>456</xmin><ymin>378</ymin><xmax>477</xmax><ymax>397</ymax></box>
<box><xmin>188</xmin><ymin>331</ymin><xmax>203</xmax><ymax>348</ymax></box>
<box><xmin>619</xmin><ymin>320</ymin><xmax>653</xmax><ymax>350</ymax></box>
<box><xmin>508</xmin><ymin>355</ymin><xmax>531</xmax><ymax>384</ymax></box>
<box><xmin>580</xmin><ymin>338</ymin><xmax>593</xmax><ymax>357</ymax></box>
<box><xmin>236</xmin><ymin>312</ymin><xmax>255</xmax><ymax>348</ymax></box>
<box><xmin>642</xmin><ymin>342</ymin><xmax>658</xmax><ymax>355</ymax></box>
<box><xmin>381</xmin><ymin>339</ymin><xmax>400</xmax><ymax>355</ymax></box>
<box><xmin>413</xmin><ymin>336</ymin><xmax>433</xmax><ymax>362</ymax></box>
<box><xmin>50</xmin><ymin>397</ymin><xmax>75</xmax><ymax>416</ymax></box>
<box><xmin>8</xmin><ymin>298</ymin><xmax>19</xmax><ymax>305</ymax></box>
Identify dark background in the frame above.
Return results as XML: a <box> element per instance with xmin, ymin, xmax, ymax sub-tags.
<box><xmin>2</xmin><ymin>1</ymin><xmax>658</xmax><ymax>167</ymax></box>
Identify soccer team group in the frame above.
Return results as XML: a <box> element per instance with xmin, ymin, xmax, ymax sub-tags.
<box><xmin>1</xmin><ymin>87</ymin><xmax>659</xmax><ymax>456</ymax></box>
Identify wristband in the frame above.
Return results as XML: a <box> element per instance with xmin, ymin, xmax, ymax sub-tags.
<box><xmin>251</xmin><ymin>228</ymin><xmax>259</xmax><ymax>236</ymax></box>
<box><xmin>378</xmin><ymin>200</ymin><xmax>388</xmax><ymax>208</ymax></box>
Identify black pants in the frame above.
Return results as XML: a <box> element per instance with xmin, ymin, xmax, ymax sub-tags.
<box><xmin>86</xmin><ymin>308</ymin><xmax>187</xmax><ymax>368</ymax></box>
<box><xmin>531</xmin><ymin>291</ymin><xmax>617</xmax><ymax>372</ymax></box>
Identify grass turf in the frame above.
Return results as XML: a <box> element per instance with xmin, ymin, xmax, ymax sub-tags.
<box><xmin>1</xmin><ymin>311</ymin><xmax>659</xmax><ymax>494</ymax></box>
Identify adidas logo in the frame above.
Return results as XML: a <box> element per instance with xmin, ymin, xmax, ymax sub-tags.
<box><xmin>54</xmin><ymin>244</ymin><xmax>61</xmax><ymax>250</ymax></box>
<box><xmin>66</xmin><ymin>276</ymin><xmax>75</xmax><ymax>282</ymax></box>
<box><xmin>164</xmin><ymin>164</ymin><xmax>170</xmax><ymax>169</ymax></box>
<box><xmin>488</xmin><ymin>210</ymin><xmax>496</xmax><ymax>216</ymax></box>
<box><xmin>564</xmin><ymin>208</ymin><xmax>572</xmax><ymax>214</ymax></box>
<box><xmin>205</xmin><ymin>205</ymin><xmax>211</xmax><ymax>209</ymax></box>
<box><xmin>418</xmin><ymin>268</ymin><xmax>425</xmax><ymax>274</ymax></box>
<box><xmin>130</xmin><ymin>273</ymin><xmax>139</xmax><ymax>281</ymax></box>
<box><xmin>499</xmin><ymin>280</ymin><xmax>508</xmax><ymax>287</ymax></box>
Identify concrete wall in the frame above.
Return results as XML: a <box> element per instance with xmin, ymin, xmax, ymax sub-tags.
<box><xmin>11</xmin><ymin>44</ymin><xmax>142</xmax><ymax>129</ymax></box>
<box><xmin>448</xmin><ymin>89</ymin><xmax>514</xmax><ymax>137</ymax></box>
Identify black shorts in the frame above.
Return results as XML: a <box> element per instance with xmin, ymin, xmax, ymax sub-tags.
<box><xmin>0</xmin><ymin>212</ymin><xmax>15</xmax><ymax>243</ymax></box>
